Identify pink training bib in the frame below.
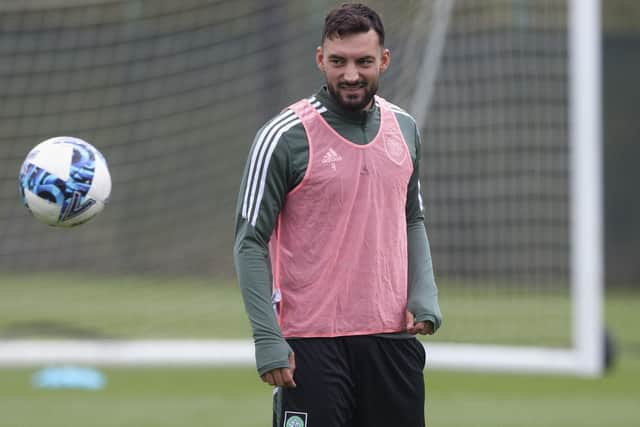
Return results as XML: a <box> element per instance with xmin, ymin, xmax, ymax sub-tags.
<box><xmin>270</xmin><ymin>95</ymin><xmax>413</xmax><ymax>338</ymax></box>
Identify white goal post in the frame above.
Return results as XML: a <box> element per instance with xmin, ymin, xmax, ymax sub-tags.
<box><xmin>417</xmin><ymin>0</ymin><xmax>604</xmax><ymax>376</ymax></box>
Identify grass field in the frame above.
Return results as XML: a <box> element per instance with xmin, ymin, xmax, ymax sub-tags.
<box><xmin>1</xmin><ymin>274</ymin><xmax>639</xmax><ymax>426</ymax></box>
<box><xmin>0</xmin><ymin>274</ymin><xmax>573</xmax><ymax>345</ymax></box>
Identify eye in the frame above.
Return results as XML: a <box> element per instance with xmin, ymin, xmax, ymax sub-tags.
<box><xmin>357</xmin><ymin>58</ymin><xmax>374</xmax><ymax>66</ymax></box>
<box><xmin>329</xmin><ymin>58</ymin><xmax>344</xmax><ymax>65</ymax></box>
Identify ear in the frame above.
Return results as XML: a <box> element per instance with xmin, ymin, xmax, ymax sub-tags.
<box><xmin>380</xmin><ymin>48</ymin><xmax>391</xmax><ymax>73</ymax></box>
<box><xmin>316</xmin><ymin>46</ymin><xmax>325</xmax><ymax>71</ymax></box>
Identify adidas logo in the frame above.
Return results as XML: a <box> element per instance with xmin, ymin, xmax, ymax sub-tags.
<box><xmin>321</xmin><ymin>148</ymin><xmax>342</xmax><ymax>170</ymax></box>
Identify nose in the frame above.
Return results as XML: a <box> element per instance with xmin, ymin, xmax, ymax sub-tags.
<box><xmin>343</xmin><ymin>63</ymin><xmax>359</xmax><ymax>83</ymax></box>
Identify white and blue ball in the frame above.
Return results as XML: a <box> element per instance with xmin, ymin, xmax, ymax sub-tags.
<box><xmin>18</xmin><ymin>136</ymin><xmax>111</xmax><ymax>227</ymax></box>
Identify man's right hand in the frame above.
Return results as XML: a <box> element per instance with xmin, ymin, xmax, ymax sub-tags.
<box><xmin>260</xmin><ymin>351</ymin><xmax>297</xmax><ymax>388</ymax></box>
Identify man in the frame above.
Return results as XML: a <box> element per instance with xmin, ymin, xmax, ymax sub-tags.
<box><xmin>234</xmin><ymin>3</ymin><xmax>442</xmax><ymax>427</ymax></box>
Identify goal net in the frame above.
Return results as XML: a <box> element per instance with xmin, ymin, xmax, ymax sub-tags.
<box><xmin>0</xmin><ymin>0</ymin><xmax>603</xmax><ymax>375</ymax></box>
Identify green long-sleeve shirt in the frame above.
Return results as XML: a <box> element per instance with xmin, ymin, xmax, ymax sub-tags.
<box><xmin>234</xmin><ymin>87</ymin><xmax>442</xmax><ymax>375</ymax></box>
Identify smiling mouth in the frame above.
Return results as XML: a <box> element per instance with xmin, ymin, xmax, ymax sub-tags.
<box><xmin>339</xmin><ymin>82</ymin><xmax>366</xmax><ymax>90</ymax></box>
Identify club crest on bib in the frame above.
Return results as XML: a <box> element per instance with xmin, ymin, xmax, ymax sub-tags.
<box><xmin>384</xmin><ymin>132</ymin><xmax>407</xmax><ymax>165</ymax></box>
<box><xmin>284</xmin><ymin>411</ymin><xmax>307</xmax><ymax>427</ymax></box>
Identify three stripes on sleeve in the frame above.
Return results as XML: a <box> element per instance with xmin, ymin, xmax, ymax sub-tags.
<box><xmin>241</xmin><ymin>97</ymin><xmax>326</xmax><ymax>226</ymax></box>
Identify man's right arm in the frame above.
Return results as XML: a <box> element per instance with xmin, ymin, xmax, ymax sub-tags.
<box><xmin>233</xmin><ymin>118</ymin><xmax>294</xmax><ymax>376</ymax></box>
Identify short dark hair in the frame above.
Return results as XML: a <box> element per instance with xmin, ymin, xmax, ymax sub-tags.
<box><xmin>322</xmin><ymin>3</ymin><xmax>385</xmax><ymax>46</ymax></box>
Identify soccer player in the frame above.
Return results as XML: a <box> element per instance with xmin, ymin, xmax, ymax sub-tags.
<box><xmin>234</xmin><ymin>3</ymin><xmax>442</xmax><ymax>427</ymax></box>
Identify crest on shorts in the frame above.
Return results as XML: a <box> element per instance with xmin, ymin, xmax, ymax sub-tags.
<box><xmin>384</xmin><ymin>133</ymin><xmax>407</xmax><ymax>165</ymax></box>
<box><xmin>284</xmin><ymin>411</ymin><xmax>307</xmax><ymax>427</ymax></box>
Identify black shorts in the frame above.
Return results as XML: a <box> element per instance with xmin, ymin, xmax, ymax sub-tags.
<box><xmin>273</xmin><ymin>335</ymin><xmax>426</xmax><ymax>427</ymax></box>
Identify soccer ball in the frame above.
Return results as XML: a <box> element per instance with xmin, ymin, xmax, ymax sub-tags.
<box><xmin>18</xmin><ymin>136</ymin><xmax>112</xmax><ymax>227</ymax></box>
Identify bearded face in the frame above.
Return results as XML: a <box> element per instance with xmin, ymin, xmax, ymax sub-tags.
<box><xmin>317</xmin><ymin>29</ymin><xmax>390</xmax><ymax>111</ymax></box>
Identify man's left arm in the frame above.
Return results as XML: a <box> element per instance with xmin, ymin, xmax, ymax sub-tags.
<box><xmin>405</xmin><ymin>124</ymin><xmax>442</xmax><ymax>333</ymax></box>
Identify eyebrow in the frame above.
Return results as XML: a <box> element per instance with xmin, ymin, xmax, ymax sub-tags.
<box><xmin>327</xmin><ymin>54</ymin><xmax>375</xmax><ymax>61</ymax></box>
